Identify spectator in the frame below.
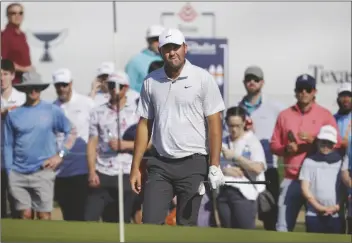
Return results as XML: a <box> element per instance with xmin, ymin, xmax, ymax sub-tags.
<box><xmin>299</xmin><ymin>125</ymin><xmax>343</xmax><ymax>234</ymax></box>
<box><xmin>238</xmin><ymin>66</ymin><xmax>284</xmax><ymax>230</ymax></box>
<box><xmin>148</xmin><ymin>60</ymin><xmax>164</xmax><ymax>74</ymax></box>
<box><xmin>334</xmin><ymin>83</ymin><xmax>352</xmax><ymax>233</ymax></box>
<box><xmin>1</xmin><ymin>3</ymin><xmax>33</xmax><ymax>84</ymax></box>
<box><xmin>3</xmin><ymin>71</ymin><xmax>76</xmax><ymax>220</ymax></box>
<box><xmin>125</xmin><ymin>25</ymin><xmax>165</xmax><ymax>93</ymax></box>
<box><xmin>89</xmin><ymin>62</ymin><xmax>114</xmax><ymax>107</ymax></box>
<box><xmin>89</xmin><ymin>63</ymin><xmax>140</xmax><ymax>107</ymax></box>
<box><xmin>1</xmin><ymin>59</ymin><xmax>25</xmax><ymax>218</ymax></box>
<box><xmin>335</xmin><ymin>83</ymin><xmax>352</xmax><ymax>151</ymax></box>
<box><xmin>270</xmin><ymin>74</ymin><xmax>341</xmax><ymax>232</ymax></box>
<box><xmin>341</xmin><ymin>154</ymin><xmax>352</xmax><ymax>234</ymax></box>
<box><xmin>52</xmin><ymin>68</ymin><xmax>95</xmax><ymax>221</ymax></box>
<box><xmin>85</xmin><ymin>72</ymin><xmax>139</xmax><ymax>223</ymax></box>
<box><xmin>220</xmin><ymin>106</ymin><xmax>267</xmax><ymax>229</ymax></box>
<box><xmin>130</xmin><ymin>28</ymin><xmax>225</xmax><ymax>226</ymax></box>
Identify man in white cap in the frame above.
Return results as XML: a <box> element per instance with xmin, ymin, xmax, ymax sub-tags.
<box><xmin>130</xmin><ymin>28</ymin><xmax>226</xmax><ymax>226</ymax></box>
<box><xmin>125</xmin><ymin>25</ymin><xmax>165</xmax><ymax>94</ymax></box>
<box><xmin>3</xmin><ymin>71</ymin><xmax>76</xmax><ymax>220</ymax></box>
<box><xmin>89</xmin><ymin>62</ymin><xmax>114</xmax><ymax>107</ymax></box>
<box><xmin>85</xmin><ymin>71</ymin><xmax>139</xmax><ymax>223</ymax></box>
<box><xmin>334</xmin><ymin>82</ymin><xmax>351</xmax><ymax>233</ymax></box>
<box><xmin>52</xmin><ymin>68</ymin><xmax>95</xmax><ymax>221</ymax></box>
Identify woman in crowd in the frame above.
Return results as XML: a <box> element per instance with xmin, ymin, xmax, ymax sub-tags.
<box><xmin>219</xmin><ymin>106</ymin><xmax>267</xmax><ymax>229</ymax></box>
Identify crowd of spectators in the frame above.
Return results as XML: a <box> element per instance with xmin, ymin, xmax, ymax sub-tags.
<box><xmin>1</xmin><ymin>2</ymin><xmax>351</xmax><ymax>235</ymax></box>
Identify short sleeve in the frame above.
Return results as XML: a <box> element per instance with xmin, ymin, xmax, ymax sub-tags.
<box><xmin>52</xmin><ymin>105</ymin><xmax>71</xmax><ymax>134</ymax></box>
<box><xmin>89</xmin><ymin>109</ymin><xmax>99</xmax><ymax>138</ymax></box>
<box><xmin>201</xmin><ymin>72</ymin><xmax>225</xmax><ymax>117</ymax></box>
<box><xmin>250</xmin><ymin>137</ymin><xmax>267</xmax><ymax>170</ymax></box>
<box><xmin>342</xmin><ymin>155</ymin><xmax>349</xmax><ymax>171</ymax></box>
<box><xmin>299</xmin><ymin>159</ymin><xmax>312</xmax><ymax>182</ymax></box>
<box><xmin>136</xmin><ymin>79</ymin><xmax>154</xmax><ymax>119</ymax></box>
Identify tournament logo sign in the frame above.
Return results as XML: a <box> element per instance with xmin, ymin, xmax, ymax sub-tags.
<box><xmin>185</xmin><ymin>38</ymin><xmax>228</xmax><ymax>101</ymax></box>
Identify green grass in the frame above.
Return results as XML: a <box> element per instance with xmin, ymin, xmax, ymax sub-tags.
<box><xmin>1</xmin><ymin>219</ymin><xmax>350</xmax><ymax>242</ymax></box>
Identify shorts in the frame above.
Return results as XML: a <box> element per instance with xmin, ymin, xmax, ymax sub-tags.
<box><xmin>8</xmin><ymin>169</ymin><xmax>55</xmax><ymax>212</ymax></box>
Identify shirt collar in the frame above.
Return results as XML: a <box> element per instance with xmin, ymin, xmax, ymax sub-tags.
<box><xmin>107</xmin><ymin>96</ymin><xmax>131</xmax><ymax>111</ymax></box>
<box><xmin>161</xmin><ymin>59</ymin><xmax>191</xmax><ymax>81</ymax></box>
<box><xmin>5</xmin><ymin>23</ymin><xmax>22</xmax><ymax>35</ymax></box>
<box><xmin>292</xmin><ymin>102</ymin><xmax>317</xmax><ymax>114</ymax></box>
<box><xmin>243</xmin><ymin>95</ymin><xmax>262</xmax><ymax>108</ymax></box>
<box><xmin>55</xmin><ymin>90</ymin><xmax>78</xmax><ymax>106</ymax></box>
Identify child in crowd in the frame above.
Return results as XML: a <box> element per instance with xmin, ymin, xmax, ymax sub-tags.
<box><xmin>299</xmin><ymin>125</ymin><xmax>343</xmax><ymax>234</ymax></box>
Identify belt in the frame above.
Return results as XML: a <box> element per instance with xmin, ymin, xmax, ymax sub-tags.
<box><xmin>155</xmin><ymin>153</ymin><xmax>206</xmax><ymax>162</ymax></box>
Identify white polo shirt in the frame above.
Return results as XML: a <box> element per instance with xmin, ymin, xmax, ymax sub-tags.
<box><xmin>137</xmin><ymin>60</ymin><xmax>225</xmax><ymax>159</ymax></box>
<box><xmin>54</xmin><ymin>91</ymin><xmax>95</xmax><ymax>177</ymax></box>
<box><xmin>1</xmin><ymin>88</ymin><xmax>26</xmax><ymax>168</ymax></box>
<box><xmin>221</xmin><ymin>131</ymin><xmax>267</xmax><ymax>200</ymax></box>
<box><xmin>89</xmin><ymin>99</ymin><xmax>139</xmax><ymax>175</ymax></box>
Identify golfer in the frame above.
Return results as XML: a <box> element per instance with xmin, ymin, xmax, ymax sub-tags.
<box><xmin>130</xmin><ymin>28</ymin><xmax>226</xmax><ymax>226</ymax></box>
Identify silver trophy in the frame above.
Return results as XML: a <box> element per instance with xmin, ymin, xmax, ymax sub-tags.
<box><xmin>29</xmin><ymin>29</ymin><xmax>68</xmax><ymax>63</ymax></box>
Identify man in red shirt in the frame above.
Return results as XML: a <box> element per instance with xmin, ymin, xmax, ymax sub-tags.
<box><xmin>270</xmin><ymin>74</ymin><xmax>341</xmax><ymax>232</ymax></box>
<box><xmin>1</xmin><ymin>3</ymin><xmax>33</xmax><ymax>84</ymax></box>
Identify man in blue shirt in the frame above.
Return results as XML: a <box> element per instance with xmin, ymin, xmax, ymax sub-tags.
<box><xmin>3</xmin><ymin>71</ymin><xmax>76</xmax><ymax>220</ymax></box>
<box><xmin>125</xmin><ymin>25</ymin><xmax>164</xmax><ymax>93</ymax></box>
<box><xmin>334</xmin><ymin>83</ymin><xmax>352</xmax><ymax>234</ymax></box>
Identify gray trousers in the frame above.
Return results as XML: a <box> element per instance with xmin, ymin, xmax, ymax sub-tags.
<box><xmin>217</xmin><ymin>186</ymin><xmax>257</xmax><ymax>229</ymax></box>
<box><xmin>142</xmin><ymin>154</ymin><xmax>208</xmax><ymax>226</ymax></box>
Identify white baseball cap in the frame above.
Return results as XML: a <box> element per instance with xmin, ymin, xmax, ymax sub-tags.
<box><xmin>337</xmin><ymin>83</ymin><xmax>351</xmax><ymax>95</ymax></box>
<box><xmin>146</xmin><ymin>25</ymin><xmax>165</xmax><ymax>39</ymax></box>
<box><xmin>52</xmin><ymin>68</ymin><xmax>72</xmax><ymax>84</ymax></box>
<box><xmin>97</xmin><ymin>62</ymin><xmax>115</xmax><ymax>76</ymax></box>
<box><xmin>317</xmin><ymin>125</ymin><xmax>338</xmax><ymax>144</ymax></box>
<box><xmin>158</xmin><ymin>28</ymin><xmax>186</xmax><ymax>48</ymax></box>
<box><xmin>107</xmin><ymin>71</ymin><xmax>130</xmax><ymax>86</ymax></box>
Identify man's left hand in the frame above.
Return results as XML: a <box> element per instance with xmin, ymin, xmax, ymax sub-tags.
<box><xmin>42</xmin><ymin>155</ymin><xmax>63</xmax><ymax>170</ymax></box>
<box><xmin>208</xmin><ymin>165</ymin><xmax>225</xmax><ymax>190</ymax></box>
<box><xmin>298</xmin><ymin>132</ymin><xmax>315</xmax><ymax>143</ymax></box>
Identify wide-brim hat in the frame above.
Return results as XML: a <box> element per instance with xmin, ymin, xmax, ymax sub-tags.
<box><xmin>13</xmin><ymin>71</ymin><xmax>50</xmax><ymax>92</ymax></box>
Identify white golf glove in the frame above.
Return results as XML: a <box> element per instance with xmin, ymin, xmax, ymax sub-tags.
<box><xmin>208</xmin><ymin>165</ymin><xmax>225</xmax><ymax>190</ymax></box>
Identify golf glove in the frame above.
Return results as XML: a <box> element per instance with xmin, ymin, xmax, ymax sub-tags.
<box><xmin>208</xmin><ymin>165</ymin><xmax>225</xmax><ymax>190</ymax></box>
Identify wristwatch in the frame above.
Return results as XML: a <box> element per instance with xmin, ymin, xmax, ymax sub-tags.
<box><xmin>58</xmin><ymin>150</ymin><xmax>66</xmax><ymax>158</ymax></box>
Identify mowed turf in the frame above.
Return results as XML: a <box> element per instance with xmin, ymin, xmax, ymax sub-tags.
<box><xmin>1</xmin><ymin>219</ymin><xmax>350</xmax><ymax>242</ymax></box>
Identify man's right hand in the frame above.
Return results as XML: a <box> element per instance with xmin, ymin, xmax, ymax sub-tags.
<box><xmin>130</xmin><ymin>167</ymin><xmax>142</xmax><ymax>194</ymax></box>
<box><xmin>286</xmin><ymin>142</ymin><xmax>298</xmax><ymax>154</ymax></box>
<box><xmin>88</xmin><ymin>171</ymin><xmax>100</xmax><ymax>188</ymax></box>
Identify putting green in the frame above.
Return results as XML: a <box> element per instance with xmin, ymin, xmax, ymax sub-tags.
<box><xmin>1</xmin><ymin>219</ymin><xmax>350</xmax><ymax>242</ymax></box>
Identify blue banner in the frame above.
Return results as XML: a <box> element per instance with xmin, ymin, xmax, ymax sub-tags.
<box><xmin>185</xmin><ymin>38</ymin><xmax>228</xmax><ymax>100</ymax></box>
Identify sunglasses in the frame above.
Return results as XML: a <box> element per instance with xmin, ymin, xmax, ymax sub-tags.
<box><xmin>107</xmin><ymin>82</ymin><xmax>125</xmax><ymax>91</ymax></box>
<box><xmin>8</xmin><ymin>11</ymin><xmax>23</xmax><ymax>16</ymax></box>
<box><xmin>54</xmin><ymin>82</ymin><xmax>69</xmax><ymax>88</ymax></box>
<box><xmin>244</xmin><ymin>75</ymin><xmax>261</xmax><ymax>83</ymax></box>
<box><xmin>295</xmin><ymin>86</ymin><xmax>314</xmax><ymax>93</ymax></box>
<box><xmin>319</xmin><ymin>140</ymin><xmax>335</xmax><ymax>148</ymax></box>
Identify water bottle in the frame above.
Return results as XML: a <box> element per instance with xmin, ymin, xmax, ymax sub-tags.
<box><xmin>242</xmin><ymin>145</ymin><xmax>251</xmax><ymax>159</ymax></box>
